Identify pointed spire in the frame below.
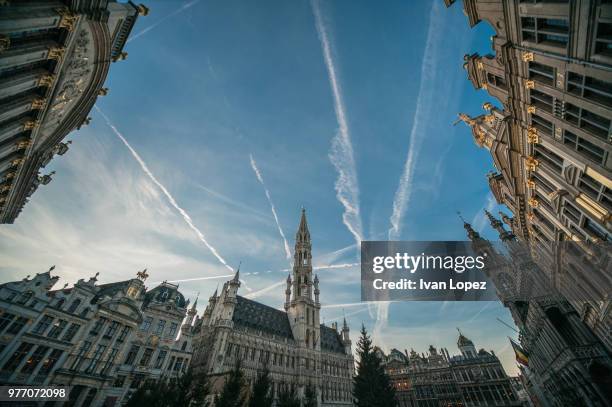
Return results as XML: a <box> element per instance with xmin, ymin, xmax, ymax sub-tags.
<box><xmin>485</xmin><ymin>210</ymin><xmax>515</xmax><ymax>241</ymax></box>
<box><xmin>297</xmin><ymin>207</ymin><xmax>310</xmax><ymax>243</ymax></box>
<box><xmin>457</xmin><ymin>211</ymin><xmax>483</xmax><ymax>241</ymax></box>
<box><xmin>191</xmin><ymin>292</ymin><xmax>199</xmax><ymax>310</ymax></box>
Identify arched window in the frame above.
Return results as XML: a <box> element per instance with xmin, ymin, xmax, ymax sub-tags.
<box><xmin>67</xmin><ymin>298</ymin><xmax>81</xmax><ymax>313</ymax></box>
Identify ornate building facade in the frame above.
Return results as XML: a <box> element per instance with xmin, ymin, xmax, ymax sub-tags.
<box><xmin>444</xmin><ymin>0</ymin><xmax>612</xmax><ymax>350</ymax></box>
<box><xmin>462</xmin><ymin>212</ymin><xmax>611</xmax><ymax>406</ymax></box>
<box><xmin>192</xmin><ymin>210</ymin><xmax>354</xmax><ymax>406</ymax></box>
<box><xmin>380</xmin><ymin>333</ymin><xmax>522</xmax><ymax>407</ymax></box>
<box><xmin>0</xmin><ymin>269</ymin><xmax>195</xmax><ymax>406</ymax></box>
<box><xmin>444</xmin><ymin>0</ymin><xmax>612</xmax><ymax>405</ymax></box>
<box><xmin>0</xmin><ymin>0</ymin><xmax>146</xmax><ymax>223</ymax></box>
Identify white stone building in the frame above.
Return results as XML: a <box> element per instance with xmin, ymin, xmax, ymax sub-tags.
<box><xmin>192</xmin><ymin>209</ymin><xmax>354</xmax><ymax>406</ymax></box>
<box><xmin>0</xmin><ymin>269</ymin><xmax>195</xmax><ymax>406</ymax></box>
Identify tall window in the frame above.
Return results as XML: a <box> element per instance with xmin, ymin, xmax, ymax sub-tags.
<box><xmin>71</xmin><ymin>341</ymin><xmax>91</xmax><ymax>371</ymax></box>
<box><xmin>2</xmin><ymin>342</ymin><xmax>34</xmax><ymax>371</ymax></box>
<box><xmin>67</xmin><ymin>299</ymin><xmax>81</xmax><ymax>313</ymax></box>
<box><xmin>139</xmin><ymin>348</ymin><xmax>154</xmax><ymax>367</ymax></box>
<box><xmin>563</xmin><ymin>130</ymin><xmax>606</xmax><ymax>165</ymax></box>
<box><xmin>140</xmin><ymin>317</ymin><xmax>153</xmax><ymax>332</ymax></box>
<box><xmin>21</xmin><ymin>345</ymin><xmax>49</xmax><ymax>374</ymax></box>
<box><xmin>567</xmin><ymin>72</ymin><xmax>612</xmax><ymax>108</ymax></box>
<box><xmin>154</xmin><ymin>320</ymin><xmax>166</xmax><ymax>335</ymax></box>
<box><xmin>104</xmin><ymin>321</ymin><xmax>120</xmax><ymax>339</ymax></box>
<box><xmin>534</xmin><ymin>144</ymin><xmax>564</xmax><ymax>174</ymax></box>
<box><xmin>168</xmin><ymin>322</ymin><xmax>178</xmax><ymax>337</ymax></box>
<box><xmin>0</xmin><ymin>312</ymin><xmax>15</xmax><ymax>333</ymax></box>
<box><xmin>6</xmin><ymin>317</ymin><xmax>28</xmax><ymax>335</ymax></box>
<box><xmin>117</xmin><ymin>326</ymin><xmax>131</xmax><ymax>342</ymax></box>
<box><xmin>530</xmin><ymin>89</ymin><xmax>553</xmax><ymax>113</ymax></box>
<box><xmin>521</xmin><ymin>17</ymin><xmax>569</xmax><ymax>50</ymax></box>
<box><xmin>579</xmin><ymin>172</ymin><xmax>612</xmax><ymax>212</ymax></box>
<box><xmin>47</xmin><ymin>320</ymin><xmax>68</xmax><ymax>339</ymax></box>
<box><xmin>61</xmin><ymin>323</ymin><xmax>80</xmax><ymax>342</ymax></box>
<box><xmin>154</xmin><ymin>350</ymin><xmax>167</xmax><ymax>369</ymax></box>
<box><xmin>90</xmin><ymin>317</ymin><xmax>107</xmax><ymax>336</ymax></box>
<box><xmin>32</xmin><ymin>315</ymin><xmax>53</xmax><ymax>335</ymax></box>
<box><xmin>531</xmin><ymin>114</ymin><xmax>553</xmax><ymax>136</ymax></box>
<box><xmin>124</xmin><ymin>345</ymin><xmax>140</xmax><ymax>365</ymax></box>
<box><xmin>38</xmin><ymin>349</ymin><xmax>62</xmax><ymax>375</ymax></box>
<box><xmin>101</xmin><ymin>348</ymin><xmax>118</xmax><ymax>376</ymax></box>
<box><xmin>565</xmin><ymin>102</ymin><xmax>611</xmax><ymax>141</ymax></box>
<box><xmin>85</xmin><ymin>344</ymin><xmax>107</xmax><ymax>374</ymax></box>
<box><xmin>595</xmin><ymin>22</ymin><xmax>612</xmax><ymax>58</ymax></box>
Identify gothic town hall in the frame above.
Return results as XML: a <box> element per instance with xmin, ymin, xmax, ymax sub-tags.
<box><xmin>192</xmin><ymin>210</ymin><xmax>354</xmax><ymax>406</ymax></box>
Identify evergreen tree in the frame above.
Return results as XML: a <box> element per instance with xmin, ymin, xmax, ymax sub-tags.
<box><xmin>353</xmin><ymin>325</ymin><xmax>397</xmax><ymax>407</ymax></box>
<box><xmin>170</xmin><ymin>367</ymin><xmax>210</xmax><ymax>407</ymax></box>
<box><xmin>125</xmin><ymin>369</ymin><xmax>210</xmax><ymax>407</ymax></box>
<box><xmin>248</xmin><ymin>365</ymin><xmax>273</xmax><ymax>407</ymax></box>
<box><xmin>216</xmin><ymin>359</ymin><xmax>247</xmax><ymax>407</ymax></box>
<box><xmin>125</xmin><ymin>378</ymin><xmax>172</xmax><ymax>407</ymax></box>
<box><xmin>276</xmin><ymin>383</ymin><xmax>300</xmax><ymax>407</ymax></box>
<box><xmin>303</xmin><ymin>383</ymin><xmax>317</xmax><ymax>407</ymax></box>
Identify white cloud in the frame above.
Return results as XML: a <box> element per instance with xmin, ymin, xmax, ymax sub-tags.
<box><xmin>311</xmin><ymin>0</ymin><xmax>363</xmax><ymax>248</ymax></box>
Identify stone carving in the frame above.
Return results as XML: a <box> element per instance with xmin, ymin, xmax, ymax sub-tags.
<box><xmin>47</xmin><ymin>29</ymin><xmax>93</xmax><ymax>125</ymax></box>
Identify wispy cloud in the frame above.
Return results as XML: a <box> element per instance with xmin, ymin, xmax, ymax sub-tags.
<box><xmin>249</xmin><ymin>154</ymin><xmax>292</xmax><ymax>261</ymax></box>
<box><xmin>388</xmin><ymin>1</ymin><xmax>444</xmax><ymax>240</ymax></box>
<box><xmin>127</xmin><ymin>0</ymin><xmax>201</xmax><ymax>43</ymax></box>
<box><xmin>95</xmin><ymin>106</ymin><xmax>234</xmax><ymax>271</ymax></box>
<box><xmin>311</xmin><ymin>0</ymin><xmax>363</xmax><ymax>247</ymax></box>
<box><xmin>472</xmin><ymin>192</ymin><xmax>496</xmax><ymax>233</ymax></box>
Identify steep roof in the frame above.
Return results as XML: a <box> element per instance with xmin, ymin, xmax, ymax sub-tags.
<box><xmin>320</xmin><ymin>325</ymin><xmax>345</xmax><ymax>354</ymax></box>
<box><xmin>232</xmin><ymin>296</ymin><xmax>294</xmax><ymax>340</ymax></box>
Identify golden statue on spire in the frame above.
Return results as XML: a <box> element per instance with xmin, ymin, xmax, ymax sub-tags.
<box><xmin>136</xmin><ymin>268</ymin><xmax>149</xmax><ymax>281</ymax></box>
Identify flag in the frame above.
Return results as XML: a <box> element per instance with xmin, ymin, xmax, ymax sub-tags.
<box><xmin>510</xmin><ymin>338</ymin><xmax>529</xmax><ymax>366</ymax></box>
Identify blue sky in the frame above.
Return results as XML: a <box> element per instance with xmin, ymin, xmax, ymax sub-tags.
<box><xmin>0</xmin><ymin>0</ymin><xmax>520</xmax><ymax>374</ymax></box>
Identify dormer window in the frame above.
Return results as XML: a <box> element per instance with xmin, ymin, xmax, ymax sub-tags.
<box><xmin>160</xmin><ymin>289</ymin><xmax>169</xmax><ymax>302</ymax></box>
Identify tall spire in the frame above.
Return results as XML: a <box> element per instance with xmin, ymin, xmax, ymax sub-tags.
<box><xmin>292</xmin><ymin>208</ymin><xmax>313</xmax><ymax>301</ymax></box>
<box><xmin>485</xmin><ymin>210</ymin><xmax>515</xmax><ymax>241</ymax></box>
<box><xmin>296</xmin><ymin>207</ymin><xmax>310</xmax><ymax>244</ymax></box>
<box><xmin>457</xmin><ymin>211</ymin><xmax>484</xmax><ymax>242</ymax></box>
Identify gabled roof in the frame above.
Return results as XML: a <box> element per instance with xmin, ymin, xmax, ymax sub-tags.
<box><xmin>232</xmin><ymin>296</ymin><xmax>294</xmax><ymax>340</ymax></box>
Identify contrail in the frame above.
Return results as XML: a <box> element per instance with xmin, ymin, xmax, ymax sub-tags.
<box><xmin>322</xmin><ymin>301</ymin><xmax>388</xmax><ymax>309</ymax></box>
<box><xmin>127</xmin><ymin>0</ymin><xmax>201</xmax><ymax>43</ymax></box>
<box><xmin>152</xmin><ymin>274</ymin><xmax>234</xmax><ymax>285</ymax></box>
<box><xmin>249</xmin><ymin>154</ymin><xmax>292</xmax><ymax>260</ymax></box>
<box><xmin>94</xmin><ymin>105</ymin><xmax>234</xmax><ymax>272</ymax></box>
<box><xmin>244</xmin><ymin>280</ymin><xmax>285</xmax><ymax>299</ymax></box>
<box><xmin>311</xmin><ymin>0</ymin><xmax>363</xmax><ymax>247</ymax></box>
<box><xmin>388</xmin><ymin>1</ymin><xmax>444</xmax><ymax>240</ymax></box>
<box><xmin>279</xmin><ymin>262</ymin><xmax>359</xmax><ymax>272</ymax></box>
<box><xmin>196</xmin><ymin>183</ymin><xmax>271</xmax><ymax>220</ymax></box>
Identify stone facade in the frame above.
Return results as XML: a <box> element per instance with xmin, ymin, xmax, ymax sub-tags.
<box><xmin>192</xmin><ymin>210</ymin><xmax>354</xmax><ymax>406</ymax></box>
<box><xmin>381</xmin><ymin>334</ymin><xmax>522</xmax><ymax>407</ymax></box>
<box><xmin>0</xmin><ymin>269</ymin><xmax>195</xmax><ymax>406</ymax></box>
<box><xmin>445</xmin><ymin>1</ymin><xmax>612</xmax><ymax>405</ymax></box>
<box><xmin>0</xmin><ymin>0</ymin><xmax>146</xmax><ymax>223</ymax></box>
<box><xmin>461</xmin><ymin>213</ymin><xmax>611</xmax><ymax>406</ymax></box>
<box><xmin>444</xmin><ymin>0</ymin><xmax>612</xmax><ymax>352</ymax></box>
